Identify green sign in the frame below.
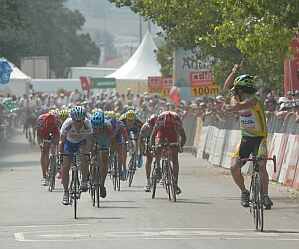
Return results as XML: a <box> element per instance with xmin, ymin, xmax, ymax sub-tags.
<box><xmin>91</xmin><ymin>77</ymin><xmax>116</xmax><ymax>89</ymax></box>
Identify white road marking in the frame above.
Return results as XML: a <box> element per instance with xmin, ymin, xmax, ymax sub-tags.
<box><xmin>14</xmin><ymin>233</ymin><xmax>25</xmax><ymax>241</ymax></box>
<box><xmin>1</xmin><ymin>223</ymin><xmax>88</xmax><ymax>229</ymax></box>
<box><xmin>13</xmin><ymin>227</ymin><xmax>299</xmax><ymax>242</ymax></box>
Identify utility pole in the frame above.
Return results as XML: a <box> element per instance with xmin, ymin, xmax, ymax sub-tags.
<box><xmin>139</xmin><ymin>15</ymin><xmax>143</xmax><ymax>44</ymax></box>
<box><xmin>148</xmin><ymin>21</ymin><xmax>152</xmax><ymax>33</ymax></box>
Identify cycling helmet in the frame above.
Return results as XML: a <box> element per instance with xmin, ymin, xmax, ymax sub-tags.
<box><xmin>91</xmin><ymin>111</ymin><xmax>105</xmax><ymax>128</ymax></box>
<box><xmin>106</xmin><ymin>111</ymin><xmax>116</xmax><ymax>120</ymax></box>
<box><xmin>59</xmin><ymin>109</ymin><xmax>69</xmax><ymax>122</ymax></box>
<box><xmin>232</xmin><ymin>74</ymin><xmax>257</xmax><ymax>94</ymax></box>
<box><xmin>115</xmin><ymin>112</ymin><xmax>121</xmax><ymax>120</ymax></box>
<box><xmin>49</xmin><ymin>108</ymin><xmax>59</xmax><ymax>116</ymax></box>
<box><xmin>70</xmin><ymin>106</ymin><xmax>86</xmax><ymax>121</ymax></box>
<box><xmin>148</xmin><ymin>114</ymin><xmax>158</xmax><ymax>127</ymax></box>
<box><xmin>45</xmin><ymin>114</ymin><xmax>58</xmax><ymax>129</ymax></box>
<box><xmin>126</xmin><ymin>110</ymin><xmax>136</xmax><ymax>121</ymax></box>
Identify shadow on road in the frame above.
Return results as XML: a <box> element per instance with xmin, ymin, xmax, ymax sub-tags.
<box><xmin>0</xmin><ymin>161</ymin><xmax>39</xmax><ymax>168</ymax></box>
<box><xmin>101</xmin><ymin>200</ymin><xmax>136</xmax><ymax>203</ymax></box>
<box><xmin>100</xmin><ymin>206</ymin><xmax>142</xmax><ymax>209</ymax></box>
<box><xmin>263</xmin><ymin>230</ymin><xmax>299</xmax><ymax>234</ymax></box>
<box><xmin>77</xmin><ymin>216</ymin><xmax>123</xmax><ymax>220</ymax></box>
<box><xmin>176</xmin><ymin>199</ymin><xmax>212</xmax><ymax>205</ymax></box>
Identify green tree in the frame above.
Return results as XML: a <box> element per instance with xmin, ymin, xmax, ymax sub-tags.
<box><xmin>0</xmin><ymin>0</ymin><xmax>100</xmax><ymax>77</ymax></box>
<box><xmin>109</xmin><ymin>0</ymin><xmax>299</xmax><ymax>89</ymax></box>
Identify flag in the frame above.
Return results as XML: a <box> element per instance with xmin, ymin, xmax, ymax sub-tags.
<box><xmin>169</xmin><ymin>86</ymin><xmax>181</xmax><ymax>106</ymax></box>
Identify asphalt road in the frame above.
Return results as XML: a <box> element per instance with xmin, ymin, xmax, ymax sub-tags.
<box><xmin>1</xmin><ymin>134</ymin><xmax>299</xmax><ymax>249</ymax></box>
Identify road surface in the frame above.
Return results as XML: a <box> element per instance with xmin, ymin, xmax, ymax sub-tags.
<box><xmin>1</xmin><ymin>134</ymin><xmax>299</xmax><ymax>249</ymax></box>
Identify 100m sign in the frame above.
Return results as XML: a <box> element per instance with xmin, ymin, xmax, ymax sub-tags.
<box><xmin>191</xmin><ymin>85</ymin><xmax>219</xmax><ymax>96</ymax></box>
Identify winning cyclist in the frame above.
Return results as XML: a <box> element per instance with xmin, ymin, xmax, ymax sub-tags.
<box><xmin>138</xmin><ymin>114</ymin><xmax>158</xmax><ymax>192</ymax></box>
<box><xmin>90</xmin><ymin>111</ymin><xmax>113</xmax><ymax>198</ymax></box>
<box><xmin>150</xmin><ymin>111</ymin><xmax>186</xmax><ymax>195</ymax></box>
<box><xmin>59</xmin><ymin>106</ymin><xmax>92</xmax><ymax>205</ymax></box>
<box><xmin>36</xmin><ymin>112</ymin><xmax>60</xmax><ymax>186</ymax></box>
<box><xmin>223</xmin><ymin>67</ymin><xmax>273</xmax><ymax>209</ymax></box>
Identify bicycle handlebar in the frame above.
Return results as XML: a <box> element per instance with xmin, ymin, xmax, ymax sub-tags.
<box><xmin>240</xmin><ymin>155</ymin><xmax>277</xmax><ymax>173</ymax></box>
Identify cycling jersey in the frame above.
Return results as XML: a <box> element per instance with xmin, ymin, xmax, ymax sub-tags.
<box><xmin>93</xmin><ymin>119</ymin><xmax>113</xmax><ymax>149</ymax></box>
<box><xmin>154</xmin><ymin>111</ymin><xmax>182</xmax><ymax>143</ymax></box>
<box><xmin>139</xmin><ymin>123</ymin><xmax>153</xmax><ymax>139</ymax></box>
<box><xmin>36</xmin><ymin>113</ymin><xmax>59</xmax><ymax>140</ymax></box>
<box><xmin>60</xmin><ymin>117</ymin><xmax>92</xmax><ymax>143</ymax></box>
<box><xmin>239</xmin><ymin>96</ymin><xmax>267</xmax><ymax>138</ymax></box>
<box><xmin>122</xmin><ymin>118</ymin><xmax>143</xmax><ymax>136</ymax></box>
<box><xmin>110</xmin><ymin>119</ymin><xmax>126</xmax><ymax>144</ymax></box>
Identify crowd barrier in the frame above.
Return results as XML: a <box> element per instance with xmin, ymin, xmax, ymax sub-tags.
<box><xmin>182</xmin><ymin>112</ymin><xmax>299</xmax><ymax>191</ymax></box>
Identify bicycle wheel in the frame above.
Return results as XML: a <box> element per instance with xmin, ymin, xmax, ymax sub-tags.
<box><xmin>117</xmin><ymin>156</ymin><xmax>121</xmax><ymax>191</ymax></box>
<box><xmin>95</xmin><ymin>167</ymin><xmax>100</xmax><ymax>208</ymax></box>
<box><xmin>73</xmin><ymin>170</ymin><xmax>80</xmax><ymax>219</ymax></box>
<box><xmin>48</xmin><ymin>155</ymin><xmax>57</xmax><ymax>192</ymax></box>
<box><xmin>162</xmin><ymin>160</ymin><xmax>171</xmax><ymax>200</ymax></box>
<box><xmin>128</xmin><ymin>154</ymin><xmax>136</xmax><ymax>187</ymax></box>
<box><xmin>151</xmin><ymin>162</ymin><xmax>157</xmax><ymax>199</ymax></box>
<box><xmin>255</xmin><ymin>174</ymin><xmax>264</xmax><ymax>231</ymax></box>
<box><xmin>168</xmin><ymin>163</ymin><xmax>176</xmax><ymax>202</ymax></box>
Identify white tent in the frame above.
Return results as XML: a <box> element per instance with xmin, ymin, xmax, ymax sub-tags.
<box><xmin>107</xmin><ymin>32</ymin><xmax>161</xmax><ymax>93</ymax></box>
<box><xmin>0</xmin><ymin>62</ymin><xmax>31</xmax><ymax>96</ymax></box>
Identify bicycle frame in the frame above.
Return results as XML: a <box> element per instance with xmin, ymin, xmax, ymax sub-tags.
<box><xmin>152</xmin><ymin>141</ymin><xmax>179</xmax><ymax>202</ymax></box>
<box><xmin>241</xmin><ymin>155</ymin><xmax>276</xmax><ymax>232</ymax></box>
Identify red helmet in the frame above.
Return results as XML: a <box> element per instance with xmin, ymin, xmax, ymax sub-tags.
<box><xmin>162</xmin><ymin>111</ymin><xmax>175</xmax><ymax>128</ymax></box>
<box><xmin>45</xmin><ymin>114</ymin><xmax>58</xmax><ymax>130</ymax></box>
<box><xmin>148</xmin><ymin>114</ymin><xmax>158</xmax><ymax>127</ymax></box>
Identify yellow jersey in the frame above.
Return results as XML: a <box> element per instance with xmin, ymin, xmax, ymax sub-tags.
<box><xmin>239</xmin><ymin>97</ymin><xmax>267</xmax><ymax>138</ymax></box>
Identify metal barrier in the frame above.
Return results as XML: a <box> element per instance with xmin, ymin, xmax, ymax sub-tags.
<box><xmin>201</xmin><ymin>112</ymin><xmax>299</xmax><ymax>135</ymax></box>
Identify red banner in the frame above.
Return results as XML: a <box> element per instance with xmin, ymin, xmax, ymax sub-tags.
<box><xmin>80</xmin><ymin>76</ymin><xmax>91</xmax><ymax>91</ymax></box>
<box><xmin>148</xmin><ymin>76</ymin><xmax>173</xmax><ymax>94</ymax></box>
<box><xmin>284</xmin><ymin>58</ymin><xmax>299</xmax><ymax>93</ymax></box>
<box><xmin>190</xmin><ymin>70</ymin><xmax>213</xmax><ymax>86</ymax></box>
<box><xmin>291</xmin><ymin>36</ymin><xmax>299</xmax><ymax>58</ymax></box>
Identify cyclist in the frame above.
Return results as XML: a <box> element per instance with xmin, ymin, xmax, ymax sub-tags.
<box><xmin>120</xmin><ymin>110</ymin><xmax>144</xmax><ymax>179</ymax></box>
<box><xmin>90</xmin><ymin>111</ymin><xmax>113</xmax><ymax>198</ymax></box>
<box><xmin>150</xmin><ymin>111</ymin><xmax>186</xmax><ymax>195</ymax></box>
<box><xmin>36</xmin><ymin>112</ymin><xmax>60</xmax><ymax>186</ymax></box>
<box><xmin>59</xmin><ymin>106</ymin><xmax>92</xmax><ymax>205</ymax></box>
<box><xmin>106</xmin><ymin>111</ymin><xmax>127</xmax><ymax>179</ymax></box>
<box><xmin>223</xmin><ymin>70</ymin><xmax>273</xmax><ymax>209</ymax></box>
<box><xmin>138</xmin><ymin>114</ymin><xmax>158</xmax><ymax>192</ymax></box>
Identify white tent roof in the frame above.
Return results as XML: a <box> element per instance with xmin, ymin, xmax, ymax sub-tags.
<box><xmin>107</xmin><ymin>32</ymin><xmax>161</xmax><ymax>80</ymax></box>
<box><xmin>10</xmin><ymin>63</ymin><xmax>31</xmax><ymax>81</ymax></box>
<box><xmin>0</xmin><ymin>62</ymin><xmax>31</xmax><ymax>96</ymax></box>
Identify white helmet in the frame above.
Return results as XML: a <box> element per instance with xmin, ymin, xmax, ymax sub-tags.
<box><xmin>278</xmin><ymin>97</ymin><xmax>289</xmax><ymax>104</ymax></box>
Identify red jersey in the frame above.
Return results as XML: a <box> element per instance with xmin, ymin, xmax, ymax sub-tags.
<box><xmin>36</xmin><ymin>113</ymin><xmax>60</xmax><ymax>139</ymax></box>
<box><xmin>154</xmin><ymin>111</ymin><xmax>182</xmax><ymax>143</ymax></box>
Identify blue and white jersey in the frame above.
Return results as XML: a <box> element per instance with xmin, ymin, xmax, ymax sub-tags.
<box><xmin>60</xmin><ymin>117</ymin><xmax>93</xmax><ymax>143</ymax></box>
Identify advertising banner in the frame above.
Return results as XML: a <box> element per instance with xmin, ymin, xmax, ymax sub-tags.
<box><xmin>190</xmin><ymin>70</ymin><xmax>213</xmax><ymax>86</ymax></box>
<box><xmin>191</xmin><ymin>84</ymin><xmax>220</xmax><ymax>96</ymax></box>
<box><xmin>91</xmin><ymin>77</ymin><xmax>116</xmax><ymax>89</ymax></box>
<box><xmin>148</xmin><ymin>76</ymin><xmax>172</xmax><ymax>96</ymax></box>
<box><xmin>174</xmin><ymin>48</ymin><xmax>214</xmax><ymax>88</ymax></box>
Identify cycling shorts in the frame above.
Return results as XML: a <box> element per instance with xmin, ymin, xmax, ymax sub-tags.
<box><xmin>94</xmin><ymin>135</ymin><xmax>111</xmax><ymax>149</ymax></box>
<box><xmin>64</xmin><ymin>139</ymin><xmax>86</xmax><ymax>155</ymax></box>
<box><xmin>232</xmin><ymin>136</ymin><xmax>267</xmax><ymax>166</ymax></box>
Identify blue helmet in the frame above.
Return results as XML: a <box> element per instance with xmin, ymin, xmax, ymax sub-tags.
<box><xmin>70</xmin><ymin>106</ymin><xmax>86</xmax><ymax>121</ymax></box>
<box><xmin>91</xmin><ymin>111</ymin><xmax>105</xmax><ymax>128</ymax></box>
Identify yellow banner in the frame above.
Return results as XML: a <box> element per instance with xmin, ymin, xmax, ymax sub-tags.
<box><xmin>191</xmin><ymin>84</ymin><xmax>220</xmax><ymax>96</ymax></box>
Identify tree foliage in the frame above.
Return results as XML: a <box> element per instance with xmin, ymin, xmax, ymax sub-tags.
<box><xmin>109</xmin><ymin>0</ymin><xmax>299</xmax><ymax>88</ymax></box>
<box><xmin>0</xmin><ymin>0</ymin><xmax>100</xmax><ymax>77</ymax></box>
